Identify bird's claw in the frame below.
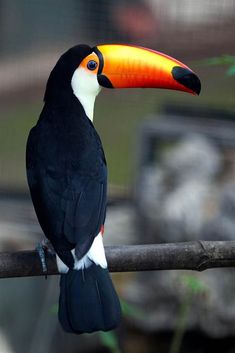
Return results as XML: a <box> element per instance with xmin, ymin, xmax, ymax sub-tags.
<box><xmin>41</xmin><ymin>239</ymin><xmax>56</xmax><ymax>256</ymax></box>
<box><xmin>36</xmin><ymin>242</ymin><xmax>48</xmax><ymax>276</ymax></box>
<box><xmin>36</xmin><ymin>240</ymin><xmax>55</xmax><ymax>278</ymax></box>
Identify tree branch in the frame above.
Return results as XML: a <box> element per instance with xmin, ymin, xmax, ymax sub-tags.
<box><xmin>1</xmin><ymin>241</ymin><xmax>235</xmax><ymax>278</ymax></box>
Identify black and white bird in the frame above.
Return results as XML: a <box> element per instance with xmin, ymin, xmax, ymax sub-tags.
<box><xmin>26</xmin><ymin>44</ymin><xmax>201</xmax><ymax>334</ymax></box>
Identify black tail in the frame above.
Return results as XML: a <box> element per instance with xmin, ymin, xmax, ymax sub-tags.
<box><xmin>58</xmin><ymin>263</ymin><xmax>121</xmax><ymax>334</ymax></box>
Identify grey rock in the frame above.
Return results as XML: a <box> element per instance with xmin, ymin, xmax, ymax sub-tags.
<box><xmin>132</xmin><ymin>133</ymin><xmax>235</xmax><ymax>337</ymax></box>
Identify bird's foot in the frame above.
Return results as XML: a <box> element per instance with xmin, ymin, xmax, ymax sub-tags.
<box><xmin>41</xmin><ymin>239</ymin><xmax>56</xmax><ymax>256</ymax></box>
<box><xmin>36</xmin><ymin>240</ymin><xmax>55</xmax><ymax>278</ymax></box>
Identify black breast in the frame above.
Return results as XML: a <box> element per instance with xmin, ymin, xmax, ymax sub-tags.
<box><xmin>26</xmin><ymin>101</ymin><xmax>107</xmax><ymax>267</ymax></box>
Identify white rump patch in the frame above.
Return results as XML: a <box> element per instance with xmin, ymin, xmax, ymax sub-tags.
<box><xmin>74</xmin><ymin>232</ymin><xmax>107</xmax><ymax>270</ymax></box>
<box><xmin>56</xmin><ymin>255</ymin><xmax>69</xmax><ymax>274</ymax></box>
<box><xmin>56</xmin><ymin>233</ymin><xmax>107</xmax><ymax>273</ymax></box>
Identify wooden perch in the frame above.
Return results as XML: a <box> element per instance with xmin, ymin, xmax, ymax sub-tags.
<box><xmin>1</xmin><ymin>241</ymin><xmax>235</xmax><ymax>278</ymax></box>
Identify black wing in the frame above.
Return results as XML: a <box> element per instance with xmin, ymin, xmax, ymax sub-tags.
<box><xmin>26</xmin><ymin>108</ymin><xmax>107</xmax><ymax>268</ymax></box>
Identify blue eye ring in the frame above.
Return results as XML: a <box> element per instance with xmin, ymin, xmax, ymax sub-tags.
<box><xmin>87</xmin><ymin>60</ymin><xmax>98</xmax><ymax>71</ymax></box>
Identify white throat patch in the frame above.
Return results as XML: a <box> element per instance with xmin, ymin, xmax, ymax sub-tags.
<box><xmin>71</xmin><ymin>67</ymin><xmax>101</xmax><ymax>121</ymax></box>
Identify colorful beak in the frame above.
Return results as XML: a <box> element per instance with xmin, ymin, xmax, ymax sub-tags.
<box><xmin>94</xmin><ymin>44</ymin><xmax>201</xmax><ymax>95</ymax></box>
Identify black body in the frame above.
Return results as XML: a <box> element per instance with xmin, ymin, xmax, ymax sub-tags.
<box><xmin>26</xmin><ymin>45</ymin><xmax>121</xmax><ymax>333</ymax></box>
<box><xmin>26</xmin><ymin>97</ymin><xmax>107</xmax><ymax>267</ymax></box>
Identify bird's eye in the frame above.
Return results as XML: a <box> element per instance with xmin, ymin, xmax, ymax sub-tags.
<box><xmin>87</xmin><ymin>60</ymin><xmax>98</xmax><ymax>71</ymax></box>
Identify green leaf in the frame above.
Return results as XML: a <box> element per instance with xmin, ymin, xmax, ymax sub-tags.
<box><xmin>120</xmin><ymin>298</ymin><xmax>144</xmax><ymax>319</ymax></box>
<box><xmin>181</xmin><ymin>275</ymin><xmax>207</xmax><ymax>294</ymax></box>
<box><xmin>50</xmin><ymin>303</ymin><xmax>58</xmax><ymax>315</ymax></box>
<box><xmin>99</xmin><ymin>331</ymin><xmax>122</xmax><ymax>353</ymax></box>
<box><xmin>226</xmin><ymin>65</ymin><xmax>235</xmax><ymax>76</ymax></box>
<box><xmin>199</xmin><ymin>55</ymin><xmax>235</xmax><ymax>66</ymax></box>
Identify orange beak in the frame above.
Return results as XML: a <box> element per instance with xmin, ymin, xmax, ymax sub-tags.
<box><xmin>94</xmin><ymin>44</ymin><xmax>201</xmax><ymax>95</ymax></box>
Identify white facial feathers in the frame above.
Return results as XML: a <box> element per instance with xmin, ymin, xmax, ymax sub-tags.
<box><xmin>71</xmin><ymin>64</ymin><xmax>101</xmax><ymax>121</ymax></box>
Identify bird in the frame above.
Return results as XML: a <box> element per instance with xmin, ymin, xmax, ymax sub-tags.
<box><xmin>26</xmin><ymin>44</ymin><xmax>201</xmax><ymax>334</ymax></box>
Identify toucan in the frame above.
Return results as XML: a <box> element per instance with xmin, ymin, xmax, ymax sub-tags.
<box><xmin>26</xmin><ymin>44</ymin><xmax>201</xmax><ymax>334</ymax></box>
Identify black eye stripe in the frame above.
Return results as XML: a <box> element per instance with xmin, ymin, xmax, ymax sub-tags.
<box><xmin>87</xmin><ymin>60</ymin><xmax>98</xmax><ymax>71</ymax></box>
<box><xmin>93</xmin><ymin>47</ymin><xmax>103</xmax><ymax>75</ymax></box>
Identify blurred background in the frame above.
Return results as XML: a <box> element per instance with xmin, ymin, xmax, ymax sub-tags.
<box><xmin>0</xmin><ymin>0</ymin><xmax>235</xmax><ymax>352</ymax></box>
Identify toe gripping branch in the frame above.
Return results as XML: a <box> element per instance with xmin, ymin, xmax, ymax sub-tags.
<box><xmin>36</xmin><ymin>240</ymin><xmax>55</xmax><ymax>278</ymax></box>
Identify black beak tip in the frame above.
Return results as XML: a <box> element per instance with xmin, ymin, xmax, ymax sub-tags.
<box><xmin>172</xmin><ymin>66</ymin><xmax>201</xmax><ymax>95</ymax></box>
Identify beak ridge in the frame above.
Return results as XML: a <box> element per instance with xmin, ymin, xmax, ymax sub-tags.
<box><xmin>95</xmin><ymin>44</ymin><xmax>201</xmax><ymax>95</ymax></box>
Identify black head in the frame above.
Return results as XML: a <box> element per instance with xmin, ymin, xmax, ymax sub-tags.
<box><xmin>44</xmin><ymin>44</ymin><xmax>92</xmax><ymax>105</ymax></box>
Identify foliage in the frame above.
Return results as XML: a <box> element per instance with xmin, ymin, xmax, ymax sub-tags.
<box><xmin>169</xmin><ymin>274</ymin><xmax>208</xmax><ymax>353</ymax></box>
<box><xmin>119</xmin><ymin>297</ymin><xmax>144</xmax><ymax>320</ymax></box>
<box><xmin>181</xmin><ymin>274</ymin><xmax>208</xmax><ymax>294</ymax></box>
<box><xmin>99</xmin><ymin>331</ymin><xmax>122</xmax><ymax>353</ymax></box>
<box><xmin>99</xmin><ymin>298</ymin><xmax>145</xmax><ymax>353</ymax></box>
<box><xmin>199</xmin><ymin>55</ymin><xmax>235</xmax><ymax>76</ymax></box>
